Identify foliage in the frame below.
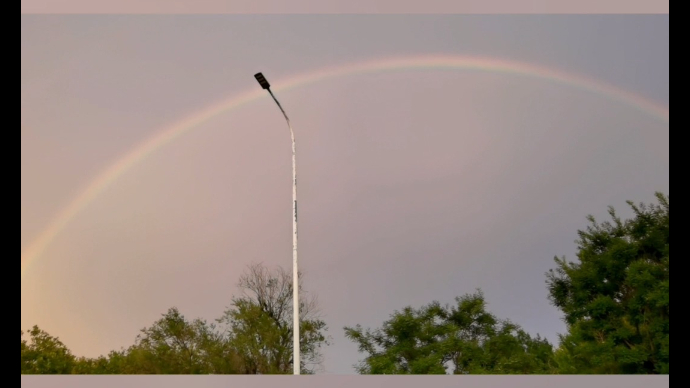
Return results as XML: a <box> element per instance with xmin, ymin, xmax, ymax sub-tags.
<box><xmin>546</xmin><ymin>193</ymin><xmax>669</xmax><ymax>374</ymax></box>
<box><xmin>117</xmin><ymin>307</ymin><xmax>241</xmax><ymax>374</ymax></box>
<box><xmin>217</xmin><ymin>263</ymin><xmax>330</xmax><ymax>374</ymax></box>
<box><xmin>21</xmin><ymin>263</ymin><xmax>329</xmax><ymax>375</ymax></box>
<box><xmin>21</xmin><ymin>326</ymin><xmax>76</xmax><ymax>374</ymax></box>
<box><xmin>344</xmin><ymin>290</ymin><xmax>555</xmax><ymax>374</ymax></box>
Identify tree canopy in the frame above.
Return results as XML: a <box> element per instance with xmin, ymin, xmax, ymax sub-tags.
<box><xmin>21</xmin><ymin>263</ymin><xmax>329</xmax><ymax>375</ymax></box>
<box><xmin>546</xmin><ymin>193</ymin><xmax>669</xmax><ymax>374</ymax></box>
<box><xmin>344</xmin><ymin>290</ymin><xmax>555</xmax><ymax>374</ymax></box>
<box><xmin>217</xmin><ymin>263</ymin><xmax>329</xmax><ymax>374</ymax></box>
<box><xmin>21</xmin><ymin>326</ymin><xmax>76</xmax><ymax>374</ymax></box>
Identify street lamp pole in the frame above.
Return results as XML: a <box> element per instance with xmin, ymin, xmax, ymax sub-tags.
<box><xmin>254</xmin><ymin>72</ymin><xmax>300</xmax><ymax>375</ymax></box>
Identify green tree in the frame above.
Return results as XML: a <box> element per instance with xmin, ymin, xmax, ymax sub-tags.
<box><xmin>21</xmin><ymin>326</ymin><xmax>76</xmax><ymax>374</ymax></box>
<box><xmin>344</xmin><ymin>290</ymin><xmax>555</xmax><ymax>374</ymax></box>
<box><xmin>71</xmin><ymin>355</ymin><xmax>117</xmax><ymax>374</ymax></box>
<box><xmin>22</xmin><ymin>264</ymin><xmax>329</xmax><ymax>375</ymax></box>
<box><xmin>119</xmin><ymin>307</ymin><xmax>241</xmax><ymax>374</ymax></box>
<box><xmin>546</xmin><ymin>193</ymin><xmax>669</xmax><ymax>374</ymax></box>
<box><xmin>217</xmin><ymin>263</ymin><xmax>330</xmax><ymax>374</ymax></box>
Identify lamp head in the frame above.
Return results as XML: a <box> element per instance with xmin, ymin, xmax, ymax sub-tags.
<box><xmin>254</xmin><ymin>72</ymin><xmax>271</xmax><ymax>90</ymax></box>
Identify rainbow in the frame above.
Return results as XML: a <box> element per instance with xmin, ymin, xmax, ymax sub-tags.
<box><xmin>20</xmin><ymin>55</ymin><xmax>669</xmax><ymax>278</ymax></box>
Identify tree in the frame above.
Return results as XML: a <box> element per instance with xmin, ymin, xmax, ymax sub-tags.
<box><xmin>546</xmin><ymin>193</ymin><xmax>669</xmax><ymax>374</ymax></box>
<box><xmin>119</xmin><ymin>307</ymin><xmax>242</xmax><ymax>374</ymax></box>
<box><xmin>21</xmin><ymin>326</ymin><xmax>76</xmax><ymax>374</ymax></box>
<box><xmin>71</xmin><ymin>354</ymin><xmax>118</xmax><ymax>374</ymax></box>
<box><xmin>344</xmin><ymin>290</ymin><xmax>555</xmax><ymax>374</ymax></box>
<box><xmin>23</xmin><ymin>264</ymin><xmax>328</xmax><ymax>375</ymax></box>
<box><xmin>217</xmin><ymin>263</ymin><xmax>330</xmax><ymax>374</ymax></box>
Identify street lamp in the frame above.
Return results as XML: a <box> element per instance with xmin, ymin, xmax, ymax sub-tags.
<box><xmin>254</xmin><ymin>72</ymin><xmax>301</xmax><ymax>375</ymax></box>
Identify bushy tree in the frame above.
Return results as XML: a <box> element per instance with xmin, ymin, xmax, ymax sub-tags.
<box><xmin>21</xmin><ymin>326</ymin><xmax>76</xmax><ymax>374</ymax></box>
<box><xmin>217</xmin><ymin>263</ymin><xmax>330</xmax><ymax>374</ymax></box>
<box><xmin>117</xmin><ymin>307</ymin><xmax>241</xmax><ymax>374</ymax></box>
<box><xmin>345</xmin><ymin>290</ymin><xmax>555</xmax><ymax>374</ymax></box>
<box><xmin>546</xmin><ymin>193</ymin><xmax>669</xmax><ymax>374</ymax></box>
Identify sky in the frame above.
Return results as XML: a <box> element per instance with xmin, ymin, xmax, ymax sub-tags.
<box><xmin>21</xmin><ymin>15</ymin><xmax>669</xmax><ymax>374</ymax></box>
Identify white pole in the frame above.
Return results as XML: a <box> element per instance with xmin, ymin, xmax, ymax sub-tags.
<box><xmin>290</xmin><ymin>122</ymin><xmax>300</xmax><ymax>376</ymax></box>
<box><xmin>267</xmin><ymin>89</ymin><xmax>300</xmax><ymax>375</ymax></box>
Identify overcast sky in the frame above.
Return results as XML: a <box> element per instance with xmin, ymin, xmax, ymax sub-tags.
<box><xmin>21</xmin><ymin>15</ymin><xmax>668</xmax><ymax>374</ymax></box>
